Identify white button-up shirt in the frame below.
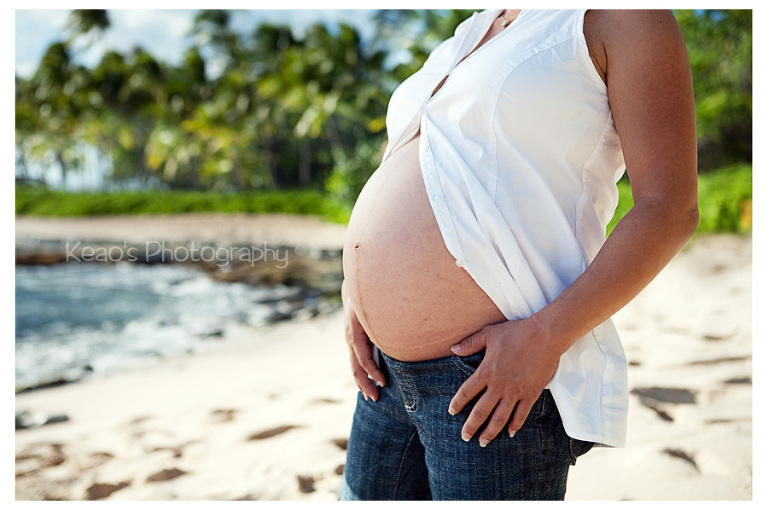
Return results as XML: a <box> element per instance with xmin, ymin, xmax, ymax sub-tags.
<box><xmin>382</xmin><ymin>9</ymin><xmax>628</xmax><ymax>447</ymax></box>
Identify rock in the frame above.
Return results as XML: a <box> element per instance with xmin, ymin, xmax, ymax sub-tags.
<box><xmin>631</xmin><ymin>387</ymin><xmax>697</xmax><ymax>422</ymax></box>
<box><xmin>85</xmin><ymin>481</ymin><xmax>131</xmax><ymax>500</ymax></box>
<box><xmin>82</xmin><ymin>452</ymin><xmax>115</xmax><ymax>471</ymax></box>
<box><xmin>662</xmin><ymin>448</ymin><xmax>700</xmax><ymax>473</ymax></box>
<box><xmin>297</xmin><ymin>475</ymin><xmax>316</xmax><ymax>493</ymax></box>
<box><xmin>145</xmin><ymin>467</ymin><xmax>187</xmax><ymax>483</ymax></box>
<box><xmin>15</xmin><ymin>251</ymin><xmax>69</xmax><ymax>265</ymax></box>
<box><xmin>630</xmin><ymin>387</ymin><xmax>697</xmax><ymax>404</ymax></box>
<box><xmin>247</xmin><ymin>425</ymin><xmax>300</xmax><ymax>441</ymax></box>
<box><xmin>15</xmin><ymin>411</ymin><xmax>70</xmax><ymax>430</ymax></box>
<box><xmin>330</xmin><ymin>438</ymin><xmax>349</xmax><ymax>451</ymax></box>
<box><xmin>15</xmin><ymin>442</ymin><xmax>67</xmax><ymax>477</ymax></box>
<box><xmin>148</xmin><ymin>441</ymin><xmax>199</xmax><ymax>459</ymax></box>
<box><xmin>196</xmin><ymin>328</ymin><xmax>225</xmax><ymax>339</ymax></box>
<box><xmin>210</xmin><ymin>409</ymin><xmax>238</xmax><ymax>423</ymax></box>
<box><xmin>689</xmin><ymin>355</ymin><xmax>751</xmax><ymax>366</ymax></box>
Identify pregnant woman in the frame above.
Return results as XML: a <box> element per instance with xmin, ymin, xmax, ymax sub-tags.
<box><xmin>340</xmin><ymin>9</ymin><xmax>698</xmax><ymax>500</ymax></box>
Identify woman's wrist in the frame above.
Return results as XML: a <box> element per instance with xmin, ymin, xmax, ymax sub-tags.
<box><xmin>528</xmin><ymin>301</ymin><xmax>587</xmax><ymax>359</ymax></box>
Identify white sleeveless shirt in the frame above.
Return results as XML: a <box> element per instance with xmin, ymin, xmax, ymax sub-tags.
<box><xmin>383</xmin><ymin>9</ymin><xmax>628</xmax><ymax>447</ymax></box>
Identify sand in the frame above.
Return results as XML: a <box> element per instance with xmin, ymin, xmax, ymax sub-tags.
<box><xmin>14</xmin><ymin>214</ymin><xmax>753</xmax><ymax>501</ymax></box>
<box><xmin>15</xmin><ymin>213</ymin><xmax>349</xmax><ymax>251</ymax></box>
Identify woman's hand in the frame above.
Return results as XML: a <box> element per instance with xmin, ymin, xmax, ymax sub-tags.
<box><xmin>448</xmin><ymin>318</ymin><xmax>561</xmax><ymax>447</ymax></box>
<box><xmin>342</xmin><ymin>279</ymin><xmax>386</xmax><ymax>400</ymax></box>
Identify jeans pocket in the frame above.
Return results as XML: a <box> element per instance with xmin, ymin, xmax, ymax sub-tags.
<box><xmin>451</xmin><ymin>351</ymin><xmax>486</xmax><ymax>376</ymax></box>
<box><xmin>568</xmin><ymin>437</ymin><xmax>595</xmax><ymax>464</ymax></box>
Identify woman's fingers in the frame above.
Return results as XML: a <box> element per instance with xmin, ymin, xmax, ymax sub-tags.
<box><xmin>508</xmin><ymin>397</ymin><xmax>537</xmax><ymax>437</ymax></box>
<box><xmin>349</xmin><ymin>348</ymin><xmax>379</xmax><ymax>401</ymax></box>
<box><xmin>478</xmin><ymin>398</ymin><xmax>516</xmax><ymax>446</ymax></box>
<box><xmin>350</xmin><ymin>338</ymin><xmax>385</xmax><ymax>387</ymax></box>
<box><xmin>344</xmin><ymin>307</ymin><xmax>386</xmax><ymax>387</ymax></box>
<box><xmin>343</xmin><ymin>304</ymin><xmax>386</xmax><ymax>398</ymax></box>
<box><xmin>450</xmin><ymin>329</ymin><xmax>488</xmax><ymax>356</ymax></box>
<box><xmin>462</xmin><ymin>395</ymin><xmax>537</xmax><ymax>445</ymax></box>
<box><xmin>448</xmin><ymin>373</ymin><xmax>486</xmax><ymax>416</ymax></box>
<box><xmin>458</xmin><ymin>391</ymin><xmax>497</xmax><ymax>443</ymax></box>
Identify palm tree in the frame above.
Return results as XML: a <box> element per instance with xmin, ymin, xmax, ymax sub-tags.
<box><xmin>21</xmin><ymin>42</ymin><xmax>90</xmax><ymax>188</ymax></box>
<box><xmin>149</xmin><ymin>46</ymin><xmax>210</xmax><ymax>189</ymax></box>
<box><xmin>65</xmin><ymin>9</ymin><xmax>110</xmax><ymax>48</ymax></box>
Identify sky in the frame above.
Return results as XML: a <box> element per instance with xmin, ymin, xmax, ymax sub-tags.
<box><xmin>14</xmin><ymin>2</ymin><xmax>739</xmax><ymax>80</ymax></box>
<box><xmin>15</xmin><ymin>8</ymin><xmax>381</xmax><ymax>79</ymax></box>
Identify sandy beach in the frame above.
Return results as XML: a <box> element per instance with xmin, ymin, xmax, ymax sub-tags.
<box><xmin>14</xmin><ymin>214</ymin><xmax>753</xmax><ymax>501</ymax></box>
<box><xmin>15</xmin><ymin>213</ymin><xmax>349</xmax><ymax>250</ymax></box>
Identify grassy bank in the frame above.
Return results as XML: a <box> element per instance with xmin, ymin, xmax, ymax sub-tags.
<box><xmin>606</xmin><ymin>163</ymin><xmax>752</xmax><ymax>235</ymax></box>
<box><xmin>15</xmin><ymin>188</ymin><xmax>353</xmax><ymax>224</ymax></box>
<box><xmin>16</xmin><ymin>164</ymin><xmax>752</xmax><ymax>234</ymax></box>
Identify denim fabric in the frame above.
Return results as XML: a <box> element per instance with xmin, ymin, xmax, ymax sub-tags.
<box><xmin>340</xmin><ymin>350</ymin><xmax>593</xmax><ymax>501</ymax></box>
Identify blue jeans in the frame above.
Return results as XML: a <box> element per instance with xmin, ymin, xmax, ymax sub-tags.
<box><xmin>340</xmin><ymin>351</ymin><xmax>593</xmax><ymax>500</ymax></box>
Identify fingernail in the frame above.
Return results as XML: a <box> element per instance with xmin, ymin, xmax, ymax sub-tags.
<box><xmin>448</xmin><ymin>406</ymin><xmax>456</xmax><ymax>415</ymax></box>
<box><xmin>462</xmin><ymin>433</ymin><xmax>470</xmax><ymax>442</ymax></box>
<box><xmin>451</xmin><ymin>344</ymin><xmax>460</xmax><ymax>353</ymax></box>
<box><xmin>479</xmin><ymin>438</ymin><xmax>489</xmax><ymax>448</ymax></box>
<box><xmin>509</xmin><ymin>431</ymin><xmax>516</xmax><ymax>438</ymax></box>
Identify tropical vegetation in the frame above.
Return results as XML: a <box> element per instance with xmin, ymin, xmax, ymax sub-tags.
<box><xmin>15</xmin><ymin>9</ymin><xmax>752</xmax><ymax>233</ymax></box>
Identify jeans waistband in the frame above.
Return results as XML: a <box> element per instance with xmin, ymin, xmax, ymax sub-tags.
<box><xmin>380</xmin><ymin>350</ymin><xmax>486</xmax><ymax>376</ymax></box>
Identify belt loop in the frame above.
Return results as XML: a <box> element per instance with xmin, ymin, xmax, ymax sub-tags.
<box><xmin>402</xmin><ymin>374</ymin><xmax>418</xmax><ymax>413</ymax></box>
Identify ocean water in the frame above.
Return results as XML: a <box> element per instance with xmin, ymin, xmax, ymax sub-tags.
<box><xmin>15</xmin><ymin>262</ymin><xmax>308</xmax><ymax>391</ymax></box>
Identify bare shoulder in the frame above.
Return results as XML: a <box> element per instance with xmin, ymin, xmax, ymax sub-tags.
<box><xmin>584</xmin><ymin>10</ymin><xmax>686</xmax><ymax>83</ymax></box>
<box><xmin>584</xmin><ymin>10</ymin><xmax>697</xmax><ymax>205</ymax></box>
<box><xmin>585</xmin><ymin>10</ymin><xmax>683</xmax><ymax>44</ymax></box>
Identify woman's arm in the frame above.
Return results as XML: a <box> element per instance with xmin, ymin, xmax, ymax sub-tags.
<box><xmin>448</xmin><ymin>10</ymin><xmax>699</xmax><ymax>446</ymax></box>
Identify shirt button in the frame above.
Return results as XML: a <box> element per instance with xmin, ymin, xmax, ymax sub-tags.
<box><xmin>455</xmin><ymin>259</ymin><xmax>465</xmax><ymax>268</ymax></box>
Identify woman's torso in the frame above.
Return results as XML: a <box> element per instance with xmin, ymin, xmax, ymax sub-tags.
<box><xmin>342</xmin><ymin>132</ymin><xmax>506</xmax><ymax>361</ymax></box>
<box><xmin>342</xmin><ymin>10</ymin><xmax>607</xmax><ymax>362</ymax></box>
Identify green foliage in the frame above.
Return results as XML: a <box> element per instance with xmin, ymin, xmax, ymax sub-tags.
<box><xmin>606</xmin><ymin>164</ymin><xmax>752</xmax><ymax>235</ymax></box>
<box><xmin>15</xmin><ymin>9</ymin><xmax>752</xmax><ymax>209</ymax></box>
<box><xmin>675</xmin><ymin>10</ymin><xmax>752</xmax><ymax>170</ymax></box>
<box><xmin>66</xmin><ymin>9</ymin><xmax>110</xmax><ymax>42</ymax></box>
<box><xmin>17</xmin><ymin>164</ymin><xmax>750</xmax><ymax>233</ymax></box>
<box><xmin>15</xmin><ymin>187</ymin><xmax>352</xmax><ymax>224</ymax></box>
<box><xmin>606</xmin><ymin>177</ymin><xmax>636</xmax><ymax>235</ymax></box>
<box><xmin>372</xmin><ymin>9</ymin><xmax>477</xmax><ymax>83</ymax></box>
<box><xmin>324</xmin><ymin>135</ymin><xmax>386</xmax><ymax>206</ymax></box>
<box><xmin>695</xmin><ymin>163</ymin><xmax>752</xmax><ymax>232</ymax></box>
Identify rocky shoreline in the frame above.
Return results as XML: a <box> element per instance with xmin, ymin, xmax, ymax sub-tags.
<box><xmin>16</xmin><ymin>214</ymin><xmax>348</xmax><ymax>321</ymax></box>
<box><xmin>16</xmin><ymin>238</ymin><xmax>344</xmax><ymax>300</ymax></box>
<box><xmin>15</xmin><ymin>214</ymin><xmax>349</xmax><ymax>395</ymax></box>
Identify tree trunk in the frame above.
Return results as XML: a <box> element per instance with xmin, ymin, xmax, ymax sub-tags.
<box><xmin>231</xmin><ymin>155</ymin><xmax>242</xmax><ymax>191</ymax></box>
<box><xmin>56</xmin><ymin>150</ymin><xmax>68</xmax><ymax>188</ymax></box>
<box><xmin>298</xmin><ymin>138</ymin><xmax>311</xmax><ymax>187</ymax></box>
<box><xmin>265</xmin><ymin>136</ymin><xmax>279</xmax><ymax>189</ymax></box>
<box><xmin>16</xmin><ymin>147</ymin><xmax>29</xmax><ymax>180</ymax></box>
<box><xmin>325</xmin><ymin>116</ymin><xmax>344</xmax><ymax>167</ymax></box>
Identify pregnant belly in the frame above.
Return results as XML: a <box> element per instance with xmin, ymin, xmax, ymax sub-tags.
<box><xmin>342</xmin><ymin>134</ymin><xmax>506</xmax><ymax>361</ymax></box>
